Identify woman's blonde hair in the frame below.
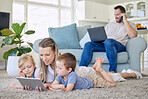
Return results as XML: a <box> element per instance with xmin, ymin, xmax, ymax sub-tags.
<box><xmin>39</xmin><ymin>37</ymin><xmax>59</xmax><ymax>83</ymax></box>
<box><xmin>18</xmin><ymin>54</ymin><xmax>35</xmax><ymax>68</ymax></box>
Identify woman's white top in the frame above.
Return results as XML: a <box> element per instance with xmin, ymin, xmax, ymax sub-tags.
<box><xmin>46</xmin><ymin>65</ymin><xmax>54</xmax><ymax>82</ymax></box>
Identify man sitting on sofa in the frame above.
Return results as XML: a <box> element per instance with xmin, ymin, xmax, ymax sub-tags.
<box><xmin>79</xmin><ymin>5</ymin><xmax>138</xmax><ymax>73</ymax></box>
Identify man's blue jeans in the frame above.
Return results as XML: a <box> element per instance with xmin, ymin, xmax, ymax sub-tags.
<box><xmin>79</xmin><ymin>39</ymin><xmax>126</xmax><ymax>73</ymax></box>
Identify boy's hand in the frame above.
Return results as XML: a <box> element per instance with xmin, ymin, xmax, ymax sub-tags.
<box><xmin>18</xmin><ymin>68</ymin><xmax>25</xmax><ymax>77</ymax></box>
<box><xmin>48</xmin><ymin>85</ymin><xmax>63</xmax><ymax>91</ymax></box>
<box><xmin>62</xmin><ymin>88</ymin><xmax>66</xmax><ymax>91</ymax></box>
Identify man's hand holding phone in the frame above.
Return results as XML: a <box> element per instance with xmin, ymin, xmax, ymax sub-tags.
<box><xmin>120</xmin><ymin>12</ymin><xmax>126</xmax><ymax>21</ymax></box>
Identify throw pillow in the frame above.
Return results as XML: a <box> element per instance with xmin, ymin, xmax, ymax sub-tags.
<box><xmin>49</xmin><ymin>23</ymin><xmax>80</xmax><ymax>49</ymax></box>
<box><xmin>79</xmin><ymin>32</ymin><xmax>91</xmax><ymax>49</ymax></box>
<box><xmin>77</xmin><ymin>25</ymin><xmax>91</xmax><ymax>41</ymax></box>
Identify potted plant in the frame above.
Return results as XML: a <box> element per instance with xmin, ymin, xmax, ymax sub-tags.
<box><xmin>0</xmin><ymin>22</ymin><xmax>35</xmax><ymax>76</ymax></box>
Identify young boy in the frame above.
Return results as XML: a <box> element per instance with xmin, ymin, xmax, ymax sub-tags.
<box><xmin>10</xmin><ymin>54</ymin><xmax>42</xmax><ymax>89</ymax></box>
<box><xmin>49</xmin><ymin>53</ymin><xmax>116</xmax><ymax>91</ymax></box>
<box><xmin>49</xmin><ymin>53</ymin><xmax>142</xmax><ymax>91</ymax></box>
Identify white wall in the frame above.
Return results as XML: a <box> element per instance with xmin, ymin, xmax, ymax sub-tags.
<box><xmin>0</xmin><ymin>0</ymin><xmax>12</xmax><ymax>25</ymax></box>
<box><xmin>0</xmin><ymin>0</ymin><xmax>12</xmax><ymax>12</ymax></box>
<box><xmin>0</xmin><ymin>0</ymin><xmax>12</xmax><ymax>41</ymax></box>
<box><xmin>0</xmin><ymin>0</ymin><xmax>12</xmax><ymax>69</ymax></box>
<box><xmin>78</xmin><ymin>0</ymin><xmax>140</xmax><ymax>5</ymax></box>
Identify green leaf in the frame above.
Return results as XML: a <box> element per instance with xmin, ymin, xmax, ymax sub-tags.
<box><xmin>24</xmin><ymin>30</ymin><xmax>35</xmax><ymax>35</ymax></box>
<box><xmin>3</xmin><ymin>47</ymin><xmax>18</xmax><ymax>60</ymax></box>
<box><xmin>17</xmin><ymin>47</ymin><xmax>32</xmax><ymax>56</ymax></box>
<box><xmin>12</xmin><ymin>23</ymin><xmax>26</xmax><ymax>35</ymax></box>
<box><xmin>1</xmin><ymin>43</ymin><xmax>5</xmax><ymax>48</ymax></box>
<box><xmin>20</xmin><ymin>23</ymin><xmax>26</xmax><ymax>34</ymax></box>
<box><xmin>1</xmin><ymin>36</ymin><xmax>16</xmax><ymax>45</ymax></box>
<box><xmin>0</xmin><ymin>29</ymin><xmax>15</xmax><ymax>36</ymax></box>
<box><xmin>11</xmin><ymin>23</ymin><xmax>20</xmax><ymax>35</ymax></box>
<box><xmin>27</xmin><ymin>42</ymin><xmax>33</xmax><ymax>48</ymax></box>
<box><xmin>13</xmin><ymin>41</ymin><xmax>21</xmax><ymax>45</ymax></box>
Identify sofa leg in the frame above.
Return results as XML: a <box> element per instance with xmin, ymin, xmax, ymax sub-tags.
<box><xmin>141</xmin><ymin>52</ymin><xmax>144</xmax><ymax>71</ymax></box>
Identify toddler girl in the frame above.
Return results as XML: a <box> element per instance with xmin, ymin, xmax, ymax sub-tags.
<box><xmin>10</xmin><ymin>54</ymin><xmax>42</xmax><ymax>89</ymax></box>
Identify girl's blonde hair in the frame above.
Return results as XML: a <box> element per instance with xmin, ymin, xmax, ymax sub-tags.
<box><xmin>18</xmin><ymin>54</ymin><xmax>35</xmax><ymax>68</ymax></box>
<box><xmin>39</xmin><ymin>37</ymin><xmax>59</xmax><ymax>83</ymax></box>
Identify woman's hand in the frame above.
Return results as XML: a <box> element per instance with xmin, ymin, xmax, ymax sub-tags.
<box><xmin>44</xmin><ymin>83</ymin><xmax>50</xmax><ymax>89</ymax></box>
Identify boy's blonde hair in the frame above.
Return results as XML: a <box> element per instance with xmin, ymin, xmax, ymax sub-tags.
<box><xmin>18</xmin><ymin>54</ymin><xmax>35</xmax><ymax>68</ymax></box>
<box><xmin>39</xmin><ymin>37</ymin><xmax>59</xmax><ymax>83</ymax></box>
<box><xmin>57</xmin><ymin>53</ymin><xmax>76</xmax><ymax>71</ymax></box>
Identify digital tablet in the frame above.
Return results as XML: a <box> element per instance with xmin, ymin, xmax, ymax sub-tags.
<box><xmin>16</xmin><ymin>77</ymin><xmax>46</xmax><ymax>91</ymax></box>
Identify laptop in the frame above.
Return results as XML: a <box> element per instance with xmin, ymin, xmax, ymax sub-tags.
<box><xmin>87</xmin><ymin>26</ymin><xmax>107</xmax><ymax>43</ymax></box>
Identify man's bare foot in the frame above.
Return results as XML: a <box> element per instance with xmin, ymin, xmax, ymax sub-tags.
<box><xmin>94</xmin><ymin>58</ymin><xmax>104</xmax><ymax>72</ymax></box>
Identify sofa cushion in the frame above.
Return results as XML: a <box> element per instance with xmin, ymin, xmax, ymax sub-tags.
<box><xmin>33</xmin><ymin>39</ymin><xmax>43</xmax><ymax>53</ymax></box>
<box><xmin>77</xmin><ymin>25</ymin><xmax>91</xmax><ymax>41</ymax></box>
<box><xmin>79</xmin><ymin>32</ymin><xmax>91</xmax><ymax>49</ymax></box>
<box><xmin>59</xmin><ymin>49</ymin><xmax>129</xmax><ymax>64</ymax></box>
<box><xmin>49</xmin><ymin>23</ymin><xmax>80</xmax><ymax>49</ymax></box>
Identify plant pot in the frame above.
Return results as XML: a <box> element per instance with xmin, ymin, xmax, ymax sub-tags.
<box><xmin>7</xmin><ymin>56</ymin><xmax>20</xmax><ymax>77</ymax></box>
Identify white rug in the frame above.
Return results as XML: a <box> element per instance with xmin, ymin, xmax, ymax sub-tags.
<box><xmin>0</xmin><ymin>70</ymin><xmax>148</xmax><ymax>99</ymax></box>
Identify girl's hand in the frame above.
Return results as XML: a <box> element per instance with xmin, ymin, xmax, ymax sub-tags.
<box><xmin>35</xmin><ymin>86</ymin><xmax>43</xmax><ymax>92</ymax></box>
<box><xmin>23</xmin><ymin>85</ymin><xmax>32</xmax><ymax>91</ymax></box>
<box><xmin>18</xmin><ymin>68</ymin><xmax>25</xmax><ymax>77</ymax></box>
<box><xmin>23</xmin><ymin>86</ymin><xmax>43</xmax><ymax>92</ymax></box>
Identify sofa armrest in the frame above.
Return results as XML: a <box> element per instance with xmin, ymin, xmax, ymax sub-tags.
<box><xmin>126</xmin><ymin>37</ymin><xmax>147</xmax><ymax>72</ymax></box>
<box><xmin>33</xmin><ymin>39</ymin><xmax>43</xmax><ymax>53</ymax></box>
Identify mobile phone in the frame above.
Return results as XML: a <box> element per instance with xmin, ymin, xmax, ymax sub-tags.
<box><xmin>120</xmin><ymin>12</ymin><xmax>125</xmax><ymax>21</ymax></box>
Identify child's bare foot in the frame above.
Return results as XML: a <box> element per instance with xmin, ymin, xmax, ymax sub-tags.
<box><xmin>94</xmin><ymin>58</ymin><xmax>104</xmax><ymax>72</ymax></box>
<box><xmin>93</xmin><ymin>58</ymin><xmax>104</xmax><ymax>70</ymax></box>
<box><xmin>92</xmin><ymin>62</ymin><xmax>97</xmax><ymax>70</ymax></box>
